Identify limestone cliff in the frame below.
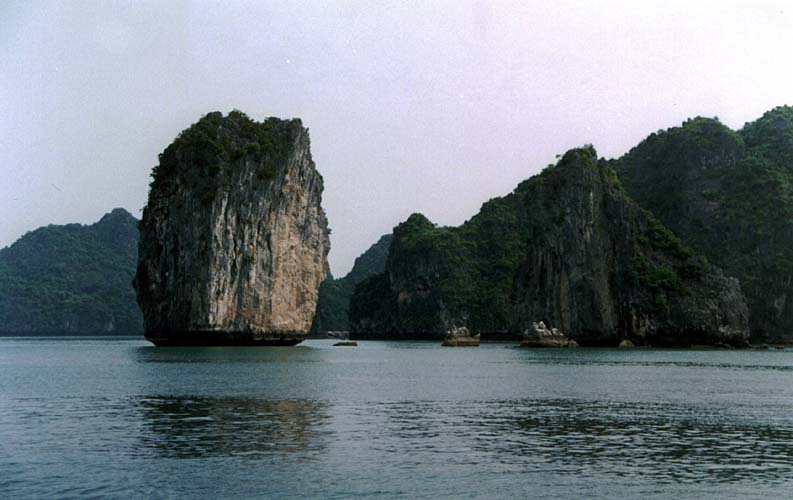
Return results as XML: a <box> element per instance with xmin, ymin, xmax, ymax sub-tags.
<box><xmin>512</xmin><ymin>148</ymin><xmax>748</xmax><ymax>346</ymax></box>
<box><xmin>134</xmin><ymin>111</ymin><xmax>329</xmax><ymax>345</ymax></box>
<box><xmin>350</xmin><ymin>147</ymin><xmax>749</xmax><ymax>347</ymax></box>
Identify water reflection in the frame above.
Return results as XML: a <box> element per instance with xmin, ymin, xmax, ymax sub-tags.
<box><xmin>138</xmin><ymin>396</ymin><xmax>329</xmax><ymax>459</ymax></box>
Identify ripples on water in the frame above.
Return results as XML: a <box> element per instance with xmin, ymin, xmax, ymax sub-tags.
<box><xmin>1</xmin><ymin>338</ymin><xmax>792</xmax><ymax>499</ymax></box>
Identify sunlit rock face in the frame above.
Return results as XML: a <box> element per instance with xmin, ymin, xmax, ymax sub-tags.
<box><xmin>134</xmin><ymin>111</ymin><xmax>330</xmax><ymax>346</ymax></box>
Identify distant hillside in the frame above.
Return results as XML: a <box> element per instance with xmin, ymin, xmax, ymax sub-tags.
<box><xmin>611</xmin><ymin>106</ymin><xmax>793</xmax><ymax>343</ymax></box>
<box><xmin>310</xmin><ymin>234</ymin><xmax>392</xmax><ymax>334</ymax></box>
<box><xmin>0</xmin><ymin>209</ymin><xmax>142</xmax><ymax>335</ymax></box>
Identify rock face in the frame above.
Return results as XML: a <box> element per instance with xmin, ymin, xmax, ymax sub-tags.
<box><xmin>0</xmin><ymin>209</ymin><xmax>142</xmax><ymax>335</ymax></box>
<box><xmin>511</xmin><ymin>148</ymin><xmax>748</xmax><ymax>347</ymax></box>
<box><xmin>134</xmin><ymin>111</ymin><xmax>330</xmax><ymax>345</ymax></box>
<box><xmin>611</xmin><ymin>108</ymin><xmax>793</xmax><ymax>343</ymax></box>
<box><xmin>350</xmin><ymin>146</ymin><xmax>750</xmax><ymax>347</ymax></box>
<box><xmin>521</xmin><ymin>322</ymin><xmax>577</xmax><ymax>348</ymax></box>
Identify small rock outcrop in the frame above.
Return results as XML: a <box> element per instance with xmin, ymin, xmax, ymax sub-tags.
<box><xmin>134</xmin><ymin>111</ymin><xmax>330</xmax><ymax>345</ymax></box>
<box><xmin>441</xmin><ymin>326</ymin><xmax>480</xmax><ymax>347</ymax></box>
<box><xmin>521</xmin><ymin>321</ymin><xmax>577</xmax><ymax>348</ymax></box>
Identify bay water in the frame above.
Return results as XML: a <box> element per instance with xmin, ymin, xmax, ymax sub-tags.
<box><xmin>1</xmin><ymin>337</ymin><xmax>792</xmax><ymax>499</ymax></box>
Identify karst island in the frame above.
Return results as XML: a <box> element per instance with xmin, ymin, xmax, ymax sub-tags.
<box><xmin>134</xmin><ymin>111</ymin><xmax>330</xmax><ymax>346</ymax></box>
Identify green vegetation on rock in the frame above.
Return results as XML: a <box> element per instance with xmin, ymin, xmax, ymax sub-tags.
<box><xmin>0</xmin><ymin>209</ymin><xmax>142</xmax><ymax>334</ymax></box>
<box><xmin>350</xmin><ymin>146</ymin><xmax>748</xmax><ymax>346</ymax></box>
<box><xmin>148</xmin><ymin>111</ymin><xmax>301</xmax><ymax>207</ymax></box>
<box><xmin>611</xmin><ymin>106</ymin><xmax>793</xmax><ymax>342</ymax></box>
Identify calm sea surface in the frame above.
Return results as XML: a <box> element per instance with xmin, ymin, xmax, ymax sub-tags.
<box><xmin>1</xmin><ymin>337</ymin><xmax>792</xmax><ymax>499</ymax></box>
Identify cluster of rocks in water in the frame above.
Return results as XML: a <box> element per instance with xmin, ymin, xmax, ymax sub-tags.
<box><xmin>441</xmin><ymin>326</ymin><xmax>481</xmax><ymax>347</ymax></box>
<box><xmin>439</xmin><ymin>320</ymin><xmax>581</xmax><ymax>349</ymax></box>
<box><xmin>520</xmin><ymin>321</ymin><xmax>578</xmax><ymax>348</ymax></box>
<box><xmin>439</xmin><ymin>321</ymin><xmax>758</xmax><ymax>349</ymax></box>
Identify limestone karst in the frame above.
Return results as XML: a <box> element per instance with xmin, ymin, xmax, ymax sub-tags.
<box><xmin>350</xmin><ymin>147</ymin><xmax>750</xmax><ymax>347</ymax></box>
<box><xmin>134</xmin><ymin>111</ymin><xmax>330</xmax><ymax>345</ymax></box>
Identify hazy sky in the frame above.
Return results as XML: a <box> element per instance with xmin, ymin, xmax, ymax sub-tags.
<box><xmin>2</xmin><ymin>1</ymin><xmax>792</xmax><ymax>276</ymax></box>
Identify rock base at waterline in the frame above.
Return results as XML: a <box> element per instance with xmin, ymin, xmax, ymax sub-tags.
<box><xmin>144</xmin><ymin>331</ymin><xmax>305</xmax><ymax>346</ymax></box>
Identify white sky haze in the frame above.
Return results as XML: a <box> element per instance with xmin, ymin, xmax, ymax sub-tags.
<box><xmin>2</xmin><ymin>0</ymin><xmax>792</xmax><ymax>275</ymax></box>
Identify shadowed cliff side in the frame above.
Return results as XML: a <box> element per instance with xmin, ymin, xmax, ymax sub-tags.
<box><xmin>134</xmin><ymin>111</ymin><xmax>330</xmax><ymax>346</ymax></box>
<box><xmin>611</xmin><ymin>107</ymin><xmax>793</xmax><ymax>343</ymax></box>
<box><xmin>350</xmin><ymin>146</ymin><xmax>749</xmax><ymax>347</ymax></box>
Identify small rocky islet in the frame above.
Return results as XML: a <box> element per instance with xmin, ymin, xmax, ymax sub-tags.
<box><xmin>4</xmin><ymin>107</ymin><xmax>793</xmax><ymax>348</ymax></box>
<box><xmin>441</xmin><ymin>326</ymin><xmax>481</xmax><ymax>347</ymax></box>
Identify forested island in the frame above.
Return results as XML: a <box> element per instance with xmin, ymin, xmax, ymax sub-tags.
<box><xmin>0</xmin><ymin>208</ymin><xmax>141</xmax><ymax>334</ymax></box>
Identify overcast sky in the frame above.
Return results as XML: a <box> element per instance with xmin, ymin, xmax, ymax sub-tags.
<box><xmin>2</xmin><ymin>0</ymin><xmax>792</xmax><ymax>276</ymax></box>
